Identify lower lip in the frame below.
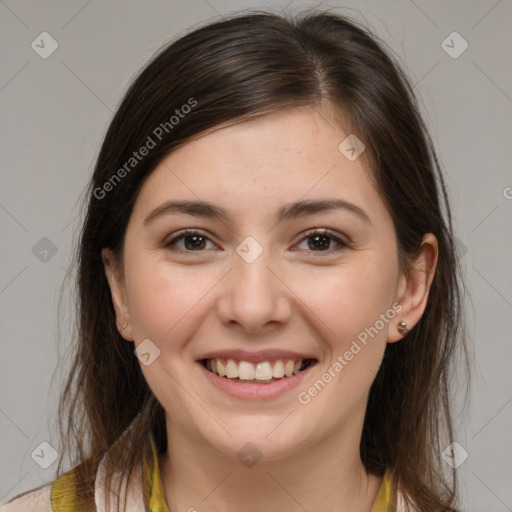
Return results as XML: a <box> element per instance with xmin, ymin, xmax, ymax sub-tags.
<box><xmin>197</xmin><ymin>361</ymin><xmax>315</xmax><ymax>400</ymax></box>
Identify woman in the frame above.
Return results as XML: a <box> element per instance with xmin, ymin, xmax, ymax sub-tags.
<box><xmin>1</xmin><ymin>9</ymin><xmax>468</xmax><ymax>512</ymax></box>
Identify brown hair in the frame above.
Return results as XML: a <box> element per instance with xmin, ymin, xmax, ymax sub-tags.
<box><xmin>55</xmin><ymin>9</ymin><xmax>469</xmax><ymax>511</ymax></box>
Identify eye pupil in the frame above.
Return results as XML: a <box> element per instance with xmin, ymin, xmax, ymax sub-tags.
<box><xmin>308</xmin><ymin>235</ymin><xmax>331</xmax><ymax>251</ymax></box>
<box><xmin>184</xmin><ymin>235</ymin><xmax>206</xmax><ymax>250</ymax></box>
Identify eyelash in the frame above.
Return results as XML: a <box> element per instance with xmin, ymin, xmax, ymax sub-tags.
<box><xmin>164</xmin><ymin>228</ymin><xmax>348</xmax><ymax>255</ymax></box>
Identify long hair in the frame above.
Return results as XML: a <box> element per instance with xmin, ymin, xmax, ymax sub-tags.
<box><xmin>55</xmin><ymin>10</ymin><xmax>469</xmax><ymax>511</ymax></box>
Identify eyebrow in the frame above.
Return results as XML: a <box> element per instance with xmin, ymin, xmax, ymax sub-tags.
<box><xmin>143</xmin><ymin>198</ymin><xmax>371</xmax><ymax>225</ymax></box>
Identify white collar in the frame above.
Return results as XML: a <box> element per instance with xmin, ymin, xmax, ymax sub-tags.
<box><xmin>94</xmin><ymin>451</ymin><xmax>146</xmax><ymax>512</ymax></box>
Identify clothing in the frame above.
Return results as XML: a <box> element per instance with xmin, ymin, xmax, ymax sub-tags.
<box><xmin>0</xmin><ymin>433</ymin><xmax>404</xmax><ymax>511</ymax></box>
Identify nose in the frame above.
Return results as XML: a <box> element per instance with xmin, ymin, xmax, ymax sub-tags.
<box><xmin>216</xmin><ymin>248</ymin><xmax>292</xmax><ymax>335</ymax></box>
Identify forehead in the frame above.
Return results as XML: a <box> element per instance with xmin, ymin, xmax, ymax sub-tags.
<box><xmin>130</xmin><ymin>107</ymin><xmax>386</xmax><ymax>224</ymax></box>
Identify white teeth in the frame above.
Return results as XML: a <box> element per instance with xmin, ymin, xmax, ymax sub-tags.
<box><xmin>205</xmin><ymin>358</ymin><xmax>310</xmax><ymax>380</ymax></box>
<box><xmin>272</xmin><ymin>360</ymin><xmax>285</xmax><ymax>378</ymax></box>
<box><xmin>217</xmin><ymin>359</ymin><xmax>226</xmax><ymax>377</ymax></box>
<box><xmin>225</xmin><ymin>359</ymin><xmax>238</xmax><ymax>378</ymax></box>
<box><xmin>238</xmin><ymin>361</ymin><xmax>255</xmax><ymax>380</ymax></box>
<box><xmin>255</xmin><ymin>362</ymin><xmax>273</xmax><ymax>380</ymax></box>
<box><xmin>284</xmin><ymin>360</ymin><xmax>295</xmax><ymax>377</ymax></box>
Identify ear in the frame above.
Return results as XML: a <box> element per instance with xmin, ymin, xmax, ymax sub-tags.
<box><xmin>101</xmin><ymin>248</ymin><xmax>134</xmax><ymax>341</ymax></box>
<box><xmin>387</xmin><ymin>233</ymin><xmax>438</xmax><ymax>343</ymax></box>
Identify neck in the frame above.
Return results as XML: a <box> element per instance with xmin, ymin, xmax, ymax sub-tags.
<box><xmin>159</xmin><ymin>422</ymin><xmax>382</xmax><ymax>512</ymax></box>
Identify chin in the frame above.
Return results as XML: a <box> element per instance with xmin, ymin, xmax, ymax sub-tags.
<box><xmin>200</xmin><ymin>414</ymin><xmax>312</xmax><ymax>463</ymax></box>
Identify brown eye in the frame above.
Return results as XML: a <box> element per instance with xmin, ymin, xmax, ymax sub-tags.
<box><xmin>165</xmin><ymin>230</ymin><xmax>216</xmax><ymax>251</ymax></box>
<box><xmin>294</xmin><ymin>229</ymin><xmax>347</xmax><ymax>253</ymax></box>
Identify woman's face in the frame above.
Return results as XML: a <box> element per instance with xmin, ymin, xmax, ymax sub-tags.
<box><xmin>104</xmin><ymin>107</ymin><xmax>433</xmax><ymax>462</ymax></box>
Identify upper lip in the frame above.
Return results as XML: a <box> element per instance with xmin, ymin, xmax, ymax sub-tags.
<box><xmin>197</xmin><ymin>349</ymin><xmax>317</xmax><ymax>364</ymax></box>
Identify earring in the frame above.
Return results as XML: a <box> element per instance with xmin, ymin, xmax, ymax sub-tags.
<box><xmin>121</xmin><ymin>325</ymin><xmax>127</xmax><ymax>331</ymax></box>
<box><xmin>397</xmin><ymin>321</ymin><xmax>408</xmax><ymax>336</ymax></box>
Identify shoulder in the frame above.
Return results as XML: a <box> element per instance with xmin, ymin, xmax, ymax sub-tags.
<box><xmin>0</xmin><ymin>463</ymin><xmax>96</xmax><ymax>512</ymax></box>
<box><xmin>0</xmin><ymin>483</ymin><xmax>53</xmax><ymax>512</ymax></box>
<box><xmin>396</xmin><ymin>488</ymin><xmax>409</xmax><ymax>511</ymax></box>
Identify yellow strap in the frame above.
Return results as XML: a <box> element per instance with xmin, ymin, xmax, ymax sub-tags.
<box><xmin>370</xmin><ymin>470</ymin><xmax>395</xmax><ymax>512</ymax></box>
<box><xmin>145</xmin><ymin>434</ymin><xmax>169</xmax><ymax>512</ymax></box>
<box><xmin>51</xmin><ymin>466</ymin><xmax>95</xmax><ymax>512</ymax></box>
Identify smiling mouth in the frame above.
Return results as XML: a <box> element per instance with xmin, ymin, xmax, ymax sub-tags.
<box><xmin>201</xmin><ymin>358</ymin><xmax>316</xmax><ymax>383</ymax></box>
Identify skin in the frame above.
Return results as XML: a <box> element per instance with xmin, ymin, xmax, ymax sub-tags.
<box><xmin>103</xmin><ymin>106</ymin><xmax>438</xmax><ymax>511</ymax></box>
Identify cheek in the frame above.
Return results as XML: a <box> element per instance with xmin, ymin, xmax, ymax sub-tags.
<box><xmin>288</xmin><ymin>257</ymin><xmax>399</xmax><ymax>348</ymax></box>
<box><xmin>124</xmin><ymin>253</ymin><xmax>223</xmax><ymax>343</ymax></box>
<box><xmin>292</xmin><ymin>267</ymin><xmax>396</xmax><ymax>407</ymax></box>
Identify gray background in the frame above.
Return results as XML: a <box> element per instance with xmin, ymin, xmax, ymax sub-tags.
<box><xmin>0</xmin><ymin>1</ymin><xmax>511</xmax><ymax>510</ymax></box>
